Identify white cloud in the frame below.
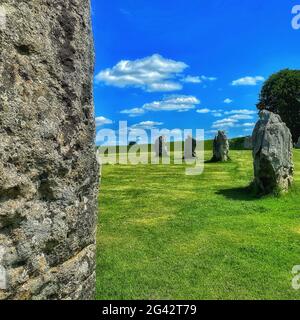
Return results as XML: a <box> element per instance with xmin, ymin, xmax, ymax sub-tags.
<box><xmin>212</xmin><ymin>112</ymin><xmax>223</xmax><ymax>117</ymax></box>
<box><xmin>212</xmin><ymin>118</ymin><xmax>238</xmax><ymax>129</ymax></box>
<box><xmin>120</xmin><ymin>95</ymin><xmax>200</xmax><ymax>117</ymax></box>
<box><xmin>95</xmin><ymin>116</ymin><xmax>113</xmax><ymax>127</ymax></box>
<box><xmin>147</xmin><ymin>81</ymin><xmax>182</xmax><ymax>92</ymax></box>
<box><xmin>201</xmin><ymin>75</ymin><xmax>217</xmax><ymax>81</ymax></box>
<box><xmin>95</xmin><ymin>54</ymin><xmax>188</xmax><ymax>92</ymax></box>
<box><xmin>182</xmin><ymin>75</ymin><xmax>217</xmax><ymax>84</ymax></box>
<box><xmin>212</xmin><ymin>112</ymin><xmax>257</xmax><ymax>130</ymax></box>
<box><xmin>120</xmin><ymin>108</ymin><xmax>145</xmax><ymax>117</ymax></box>
<box><xmin>224</xmin><ymin>98</ymin><xmax>233</xmax><ymax>104</ymax></box>
<box><xmin>231</xmin><ymin>76</ymin><xmax>265</xmax><ymax>86</ymax></box>
<box><xmin>224</xmin><ymin>109</ymin><xmax>257</xmax><ymax>115</ymax></box>
<box><xmin>182</xmin><ymin>75</ymin><xmax>202</xmax><ymax>83</ymax></box>
<box><xmin>196</xmin><ymin>108</ymin><xmax>210</xmax><ymax>114</ymax></box>
<box><xmin>196</xmin><ymin>108</ymin><xmax>223</xmax><ymax>117</ymax></box>
<box><xmin>230</xmin><ymin>114</ymin><xmax>254</xmax><ymax>120</ymax></box>
<box><xmin>131</xmin><ymin>121</ymin><xmax>163</xmax><ymax>130</ymax></box>
<box><xmin>143</xmin><ymin>95</ymin><xmax>200</xmax><ymax>112</ymax></box>
<box><xmin>242</xmin><ymin>122</ymin><xmax>256</xmax><ymax>127</ymax></box>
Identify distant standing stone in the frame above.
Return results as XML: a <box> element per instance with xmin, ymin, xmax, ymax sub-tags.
<box><xmin>211</xmin><ymin>131</ymin><xmax>229</xmax><ymax>162</ymax></box>
<box><xmin>155</xmin><ymin>136</ymin><xmax>168</xmax><ymax>157</ymax></box>
<box><xmin>184</xmin><ymin>135</ymin><xmax>197</xmax><ymax>159</ymax></box>
<box><xmin>295</xmin><ymin>137</ymin><xmax>300</xmax><ymax>149</ymax></box>
<box><xmin>244</xmin><ymin>136</ymin><xmax>253</xmax><ymax>150</ymax></box>
<box><xmin>252</xmin><ymin>110</ymin><xmax>294</xmax><ymax>194</ymax></box>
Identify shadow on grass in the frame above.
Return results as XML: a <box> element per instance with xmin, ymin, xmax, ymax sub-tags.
<box><xmin>204</xmin><ymin>158</ymin><xmax>232</xmax><ymax>164</ymax></box>
<box><xmin>216</xmin><ymin>185</ymin><xmax>259</xmax><ymax>201</ymax></box>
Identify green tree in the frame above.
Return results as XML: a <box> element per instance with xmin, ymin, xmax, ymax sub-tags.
<box><xmin>257</xmin><ymin>69</ymin><xmax>300</xmax><ymax>143</ymax></box>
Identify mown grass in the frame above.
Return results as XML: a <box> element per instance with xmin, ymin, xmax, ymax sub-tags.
<box><xmin>96</xmin><ymin>149</ymin><xmax>300</xmax><ymax>300</ymax></box>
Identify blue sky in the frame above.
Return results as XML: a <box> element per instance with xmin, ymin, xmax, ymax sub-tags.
<box><xmin>91</xmin><ymin>0</ymin><xmax>300</xmax><ymax>145</ymax></box>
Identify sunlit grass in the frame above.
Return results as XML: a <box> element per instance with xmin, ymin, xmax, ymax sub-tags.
<box><xmin>96</xmin><ymin>149</ymin><xmax>300</xmax><ymax>300</ymax></box>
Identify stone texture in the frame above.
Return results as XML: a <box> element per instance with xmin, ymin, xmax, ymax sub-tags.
<box><xmin>252</xmin><ymin>111</ymin><xmax>293</xmax><ymax>194</ymax></box>
<box><xmin>155</xmin><ymin>136</ymin><xmax>168</xmax><ymax>157</ymax></box>
<box><xmin>244</xmin><ymin>136</ymin><xmax>253</xmax><ymax>150</ymax></box>
<box><xmin>211</xmin><ymin>131</ymin><xmax>229</xmax><ymax>162</ymax></box>
<box><xmin>0</xmin><ymin>0</ymin><xmax>98</xmax><ymax>300</ymax></box>
<box><xmin>184</xmin><ymin>135</ymin><xmax>197</xmax><ymax>159</ymax></box>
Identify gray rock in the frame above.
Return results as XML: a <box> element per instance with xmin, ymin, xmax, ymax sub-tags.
<box><xmin>244</xmin><ymin>136</ymin><xmax>253</xmax><ymax>150</ymax></box>
<box><xmin>211</xmin><ymin>131</ymin><xmax>229</xmax><ymax>162</ymax></box>
<box><xmin>295</xmin><ymin>137</ymin><xmax>300</xmax><ymax>149</ymax></box>
<box><xmin>252</xmin><ymin>111</ymin><xmax>293</xmax><ymax>194</ymax></box>
<box><xmin>155</xmin><ymin>136</ymin><xmax>169</xmax><ymax>157</ymax></box>
<box><xmin>184</xmin><ymin>135</ymin><xmax>197</xmax><ymax>159</ymax></box>
<box><xmin>0</xmin><ymin>0</ymin><xmax>98</xmax><ymax>300</ymax></box>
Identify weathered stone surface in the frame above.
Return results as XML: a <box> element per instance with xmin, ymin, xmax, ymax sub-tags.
<box><xmin>0</xmin><ymin>0</ymin><xmax>98</xmax><ymax>300</ymax></box>
<box><xmin>155</xmin><ymin>136</ymin><xmax>168</xmax><ymax>157</ymax></box>
<box><xmin>295</xmin><ymin>137</ymin><xmax>300</xmax><ymax>149</ymax></box>
<box><xmin>211</xmin><ymin>131</ymin><xmax>229</xmax><ymax>162</ymax></box>
<box><xmin>244</xmin><ymin>136</ymin><xmax>253</xmax><ymax>150</ymax></box>
<box><xmin>184</xmin><ymin>135</ymin><xmax>197</xmax><ymax>159</ymax></box>
<box><xmin>252</xmin><ymin>111</ymin><xmax>293</xmax><ymax>194</ymax></box>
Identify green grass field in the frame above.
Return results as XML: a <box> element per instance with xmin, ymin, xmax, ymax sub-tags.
<box><xmin>96</xmin><ymin>149</ymin><xmax>300</xmax><ymax>300</ymax></box>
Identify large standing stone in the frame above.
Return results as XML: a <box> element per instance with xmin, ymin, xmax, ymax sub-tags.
<box><xmin>211</xmin><ymin>131</ymin><xmax>229</xmax><ymax>162</ymax></box>
<box><xmin>155</xmin><ymin>136</ymin><xmax>168</xmax><ymax>157</ymax></box>
<box><xmin>252</xmin><ymin>111</ymin><xmax>293</xmax><ymax>194</ymax></box>
<box><xmin>295</xmin><ymin>137</ymin><xmax>300</xmax><ymax>149</ymax></box>
<box><xmin>244</xmin><ymin>136</ymin><xmax>253</xmax><ymax>150</ymax></box>
<box><xmin>0</xmin><ymin>1</ymin><xmax>98</xmax><ymax>300</ymax></box>
<box><xmin>184</xmin><ymin>135</ymin><xmax>197</xmax><ymax>159</ymax></box>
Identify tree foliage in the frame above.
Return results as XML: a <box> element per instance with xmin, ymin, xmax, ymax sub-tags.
<box><xmin>257</xmin><ymin>69</ymin><xmax>300</xmax><ymax>143</ymax></box>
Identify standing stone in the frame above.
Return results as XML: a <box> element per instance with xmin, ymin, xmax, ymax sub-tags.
<box><xmin>211</xmin><ymin>131</ymin><xmax>229</xmax><ymax>162</ymax></box>
<box><xmin>252</xmin><ymin>111</ymin><xmax>293</xmax><ymax>194</ymax></box>
<box><xmin>295</xmin><ymin>137</ymin><xmax>300</xmax><ymax>149</ymax></box>
<box><xmin>0</xmin><ymin>1</ymin><xmax>98</xmax><ymax>300</ymax></box>
<box><xmin>155</xmin><ymin>136</ymin><xmax>168</xmax><ymax>157</ymax></box>
<box><xmin>184</xmin><ymin>135</ymin><xmax>197</xmax><ymax>159</ymax></box>
<box><xmin>244</xmin><ymin>136</ymin><xmax>253</xmax><ymax>150</ymax></box>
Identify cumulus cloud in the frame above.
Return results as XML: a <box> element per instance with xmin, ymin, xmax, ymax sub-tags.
<box><xmin>95</xmin><ymin>116</ymin><xmax>113</xmax><ymax>127</ymax></box>
<box><xmin>229</xmin><ymin>114</ymin><xmax>254</xmax><ymax>120</ymax></box>
<box><xmin>201</xmin><ymin>75</ymin><xmax>217</xmax><ymax>81</ymax></box>
<box><xmin>212</xmin><ymin>112</ymin><xmax>222</xmax><ymax>117</ymax></box>
<box><xmin>196</xmin><ymin>108</ymin><xmax>223</xmax><ymax>117</ymax></box>
<box><xmin>95</xmin><ymin>54</ymin><xmax>188</xmax><ymax>92</ymax></box>
<box><xmin>231</xmin><ymin>76</ymin><xmax>265</xmax><ymax>86</ymax></box>
<box><xmin>120</xmin><ymin>95</ymin><xmax>200</xmax><ymax>117</ymax></box>
<box><xmin>120</xmin><ymin>108</ymin><xmax>145</xmax><ymax>117</ymax></box>
<box><xmin>224</xmin><ymin>109</ymin><xmax>257</xmax><ymax>115</ymax></box>
<box><xmin>131</xmin><ymin>121</ymin><xmax>164</xmax><ymax>130</ymax></box>
<box><xmin>224</xmin><ymin>98</ymin><xmax>233</xmax><ymax>104</ymax></box>
<box><xmin>212</xmin><ymin>118</ymin><xmax>238</xmax><ymax>129</ymax></box>
<box><xmin>143</xmin><ymin>95</ymin><xmax>200</xmax><ymax>112</ymax></box>
<box><xmin>182</xmin><ymin>75</ymin><xmax>202</xmax><ymax>83</ymax></box>
<box><xmin>147</xmin><ymin>82</ymin><xmax>182</xmax><ymax>91</ymax></box>
<box><xmin>242</xmin><ymin>122</ymin><xmax>256</xmax><ymax>127</ymax></box>
<box><xmin>196</xmin><ymin>108</ymin><xmax>211</xmax><ymax>114</ymax></box>
<box><xmin>212</xmin><ymin>113</ymin><xmax>257</xmax><ymax>130</ymax></box>
<box><xmin>181</xmin><ymin>75</ymin><xmax>217</xmax><ymax>84</ymax></box>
